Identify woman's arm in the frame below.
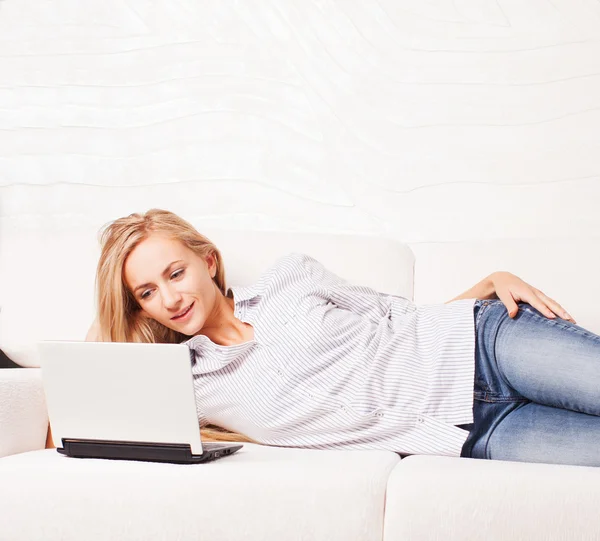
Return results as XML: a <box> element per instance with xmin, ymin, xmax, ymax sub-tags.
<box><xmin>45</xmin><ymin>424</ymin><xmax>54</xmax><ymax>449</ymax></box>
<box><xmin>447</xmin><ymin>271</ymin><xmax>575</xmax><ymax>322</ymax></box>
<box><xmin>445</xmin><ymin>274</ymin><xmax>497</xmax><ymax>304</ymax></box>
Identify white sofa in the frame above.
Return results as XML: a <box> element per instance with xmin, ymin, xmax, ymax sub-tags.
<box><xmin>2</xmin><ymin>223</ymin><xmax>600</xmax><ymax>541</ymax></box>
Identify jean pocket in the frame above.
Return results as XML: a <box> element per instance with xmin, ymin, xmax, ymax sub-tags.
<box><xmin>474</xmin><ymin>376</ymin><xmax>493</xmax><ymax>394</ymax></box>
<box><xmin>474</xmin><ymin>299</ymin><xmax>504</xmax><ymax>328</ymax></box>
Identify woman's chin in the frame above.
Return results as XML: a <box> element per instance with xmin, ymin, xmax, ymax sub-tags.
<box><xmin>175</xmin><ymin>318</ymin><xmax>204</xmax><ymax>336</ymax></box>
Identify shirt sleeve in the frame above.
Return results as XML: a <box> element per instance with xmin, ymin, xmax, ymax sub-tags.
<box><xmin>291</xmin><ymin>252</ymin><xmax>416</xmax><ymax>324</ymax></box>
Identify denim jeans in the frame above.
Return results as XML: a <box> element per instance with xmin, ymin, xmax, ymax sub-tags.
<box><xmin>459</xmin><ymin>299</ymin><xmax>600</xmax><ymax>467</ymax></box>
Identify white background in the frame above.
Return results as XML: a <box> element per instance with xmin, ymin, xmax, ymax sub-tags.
<box><xmin>1</xmin><ymin>0</ymin><xmax>599</xmax><ymax>327</ymax></box>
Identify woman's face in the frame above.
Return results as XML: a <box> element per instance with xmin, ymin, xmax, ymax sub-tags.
<box><xmin>123</xmin><ymin>233</ymin><xmax>219</xmax><ymax>336</ymax></box>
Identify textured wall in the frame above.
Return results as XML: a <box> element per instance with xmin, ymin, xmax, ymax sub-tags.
<box><xmin>1</xmin><ymin>1</ymin><xmax>599</xmax><ymax>323</ymax></box>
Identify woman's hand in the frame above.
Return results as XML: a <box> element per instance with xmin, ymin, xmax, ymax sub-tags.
<box><xmin>490</xmin><ymin>271</ymin><xmax>576</xmax><ymax>323</ymax></box>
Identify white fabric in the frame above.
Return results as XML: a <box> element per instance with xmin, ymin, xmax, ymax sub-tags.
<box><xmin>184</xmin><ymin>252</ymin><xmax>477</xmax><ymax>457</ymax></box>
<box><xmin>0</xmin><ymin>225</ymin><xmax>414</xmax><ymax>367</ymax></box>
<box><xmin>384</xmin><ymin>454</ymin><xmax>600</xmax><ymax>541</ymax></box>
<box><xmin>0</xmin><ymin>444</ymin><xmax>399</xmax><ymax>541</ymax></box>
<box><xmin>0</xmin><ymin>369</ymin><xmax>48</xmax><ymax>458</ymax></box>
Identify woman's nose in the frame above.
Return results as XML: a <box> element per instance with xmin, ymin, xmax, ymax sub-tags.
<box><xmin>162</xmin><ymin>286</ymin><xmax>183</xmax><ymax>308</ymax></box>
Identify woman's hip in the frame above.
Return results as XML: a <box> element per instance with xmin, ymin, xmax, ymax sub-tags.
<box><xmin>473</xmin><ymin>298</ymin><xmax>600</xmax><ymax>412</ymax></box>
<box><xmin>461</xmin><ymin>298</ymin><xmax>600</xmax><ymax>459</ymax></box>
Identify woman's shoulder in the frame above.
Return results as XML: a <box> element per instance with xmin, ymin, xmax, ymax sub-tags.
<box><xmin>235</xmin><ymin>252</ymin><xmax>316</xmax><ymax>303</ymax></box>
<box><xmin>262</xmin><ymin>252</ymin><xmax>324</xmax><ymax>286</ymax></box>
<box><xmin>267</xmin><ymin>251</ymin><xmax>320</xmax><ymax>275</ymax></box>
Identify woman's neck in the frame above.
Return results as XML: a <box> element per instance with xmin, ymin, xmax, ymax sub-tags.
<box><xmin>195</xmin><ymin>293</ymin><xmax>254</xmax><ymax>346</ymax></box>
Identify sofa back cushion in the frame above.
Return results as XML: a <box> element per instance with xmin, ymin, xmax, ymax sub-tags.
<box><xmin>0</xmin><ymin>222</ymin><xmax>414</xmax><ymax>367</ymax></box>
<box><xmin>411</xmin><ymin>239</ymin><xmax>600</xmax><ymax>335</ymax></box>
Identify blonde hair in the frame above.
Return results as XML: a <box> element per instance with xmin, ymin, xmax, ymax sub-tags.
<box><xmin>93</xmin><ymin>208</ymin><xmax>254</xmax><ymax>444</ymax></box>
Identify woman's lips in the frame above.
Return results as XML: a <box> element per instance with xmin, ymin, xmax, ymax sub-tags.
<box><xmin>172</xmin><ymin>302</ymin><xmax>194</xmax><ymax>321</ymax></box>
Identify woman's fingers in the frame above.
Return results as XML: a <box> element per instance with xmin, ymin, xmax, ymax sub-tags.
<box><xmin>529</xmin><ymin>295</ymin><xmax>557</xmax><ymax>319</ymax></box>
<box><xmin>496</xmin><ymin>290</ymin><xmax>520</xmax><ymax>318</ymax></box>
<box><xmin>534</xmin><ymin>289</ymin><xmax>576</xmax><ymax>323</ymax></box>
<box><xmin>491</xmin><ymin>274</ymin><xmax>576</xmax><ymax>324</ymax></box>
<box><xmin>499</xmin><ymin>288</ymin><xmax>562</xmax><ymax>322</ymax></box>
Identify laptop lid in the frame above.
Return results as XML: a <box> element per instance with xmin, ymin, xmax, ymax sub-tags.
<box><xmin>37</xmin><ymin>341</ymin><xmax>204</xmax><ymax>455</ymax></box>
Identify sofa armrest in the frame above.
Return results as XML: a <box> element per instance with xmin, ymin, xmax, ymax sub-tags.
<box><xmin>0</xmin><ymin>369</ymin><xmax>48</xmax><ymax>457</ymax></box>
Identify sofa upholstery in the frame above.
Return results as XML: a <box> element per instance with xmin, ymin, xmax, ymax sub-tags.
<box><xmin>384</xmin><ymin>455</ymin><xmax>600</xmax><ymax>540</ymax></box>
<box><xmin>0</xmin><ymin>443</ymin><xmax>399</xmax><ymax>541</ymax></box>
<box><xmin>0</xmin><ymin>368</ymin><xmax>47</xmax><ymax>457</ymax></box>
<box><xmin>1</xmin><ymin>223</ymin><xmax>600</xmax><ymax>540</ymax></box>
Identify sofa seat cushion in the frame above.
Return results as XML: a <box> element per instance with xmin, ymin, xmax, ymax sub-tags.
<box><xmin>383</xmin><ymin>455</ymin><xmax>600</xmax><ymax>541</ymax></box>
<box><xmin>0</xmin><ymin>444</ymin><xmax>399</xmax><ymax>541</ymax></box>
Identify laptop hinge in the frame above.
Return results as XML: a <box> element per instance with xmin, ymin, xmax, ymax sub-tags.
<box><xmin>60</xmin><ymin>438</ymin><xmax>195</xmax><ymax>463</ymax></box>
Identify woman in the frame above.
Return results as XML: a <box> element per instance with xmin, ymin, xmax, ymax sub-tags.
<box><xmin>79</xmin><ymin>208</ymin><xmax>600</xmax><ymax>467</ymax></box>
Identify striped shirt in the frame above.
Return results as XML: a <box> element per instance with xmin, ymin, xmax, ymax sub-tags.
<box><xmin>182</xmin><ymin>252</ymin><xmax>477</xmax><ymax>457</ymax></box>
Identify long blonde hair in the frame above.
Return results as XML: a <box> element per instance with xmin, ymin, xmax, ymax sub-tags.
<box><xmin>94</xmin><ymin>208</ymin><xmax>254</xmax><ymax>444</ymax></box>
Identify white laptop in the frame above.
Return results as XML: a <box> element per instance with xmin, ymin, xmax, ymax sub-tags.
<box><xmin>37</xmin><ymin>340</ymin><xmax>242</xmax><ymax>464</ymax></box>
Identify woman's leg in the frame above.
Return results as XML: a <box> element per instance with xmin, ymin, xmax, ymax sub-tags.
<box><xmin>485</xmin><ymin>402</ymin><xmax>600</xmax><ymax>467</ymax></box>
<box><xmin>495</xmin><ymin>302</ymin><xmax>600</xmax><ymax>416</ymax></box>
<box><xmin>462</xmin><ymin>299</ymin><xmax>600</xmax><ymax>467</ymax></box>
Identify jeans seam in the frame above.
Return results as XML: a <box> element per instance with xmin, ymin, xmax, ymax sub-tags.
<box><xmin>520</xmin><ymin>305</ymin><xmax>600</xmax><ymax>342</ymax></box>
<box><xmin>489</xmin><ymin>303</ymin><xmax>523</xmax><ymax>392</ymax></box>
<box><xmin>482</xmin><ymin>401</ymin><xmax>528</xmax><ymax>460</ymax></box>
<box><xmin>474</xmin><ymin>392</ymin><xmax>526</xmax><ymax>403</ymax></box>
<box><xmin>475</xmin><ymin>300</ymin><xmax>510</xmax><ymax>395</ymax></box>
<box><xmin>474</xmin><ymin>299</ymin><xmax>494</xmax><ymax>326</ymax></box>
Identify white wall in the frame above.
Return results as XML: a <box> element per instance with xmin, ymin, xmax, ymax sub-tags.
<box><xmin>1</xmin><ymin>1</ymin><xmax>599</xmax><ymax>329</ymax></box>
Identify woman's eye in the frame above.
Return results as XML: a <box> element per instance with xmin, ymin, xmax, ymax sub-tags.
<box><xmin>139</xmin><ymin>270</ymin><xmax>184</xmax><ymax>300</ymax></box>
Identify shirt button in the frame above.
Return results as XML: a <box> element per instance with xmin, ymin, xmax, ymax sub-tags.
<box><xmin>417</xmin><ymin>416</ymin><xmax>424</xmax><ymax>423</ymax></box>
<box><xmin>376</xmin><ymin>412</ymin><xmax>384</xmax><ymax>418</ymax></box>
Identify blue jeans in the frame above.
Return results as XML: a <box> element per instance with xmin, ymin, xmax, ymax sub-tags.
<box><xmin>459</xmin><ymin>299</ymin><xmax>600</xmax><ymax>467</ymax></box>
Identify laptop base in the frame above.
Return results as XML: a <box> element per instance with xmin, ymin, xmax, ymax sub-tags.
<box><xmin>57</xmin><ymin>438</ymin><xmax>242</xmax><ymax>464</ymax></box>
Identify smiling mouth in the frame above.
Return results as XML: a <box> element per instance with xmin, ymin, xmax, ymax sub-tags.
<box><xmin>172</xmin><ymin>302</ymin><xmax>194</xmax><ymax>320</ymax></box>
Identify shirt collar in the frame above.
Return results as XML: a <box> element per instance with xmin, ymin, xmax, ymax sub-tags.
<box><xmin>181</xmin><ymin>282</ymin><xmax>262</xmax><ymax>373</ymax></box>
<box><xmin>227</xmin><ymin>283</ymin><xmax>261</xmax><ymax>303</ymax></box>
<box><xmin>184</xmin><ymin>334</ymin><xmax>258</xmax><ymax>373</ymax></box>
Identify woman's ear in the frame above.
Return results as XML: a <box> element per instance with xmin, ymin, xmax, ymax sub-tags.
<box><xmin>206</xmin><ymin>252</ymin><xmax>217</xmax><ymax>278</ymax></box>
